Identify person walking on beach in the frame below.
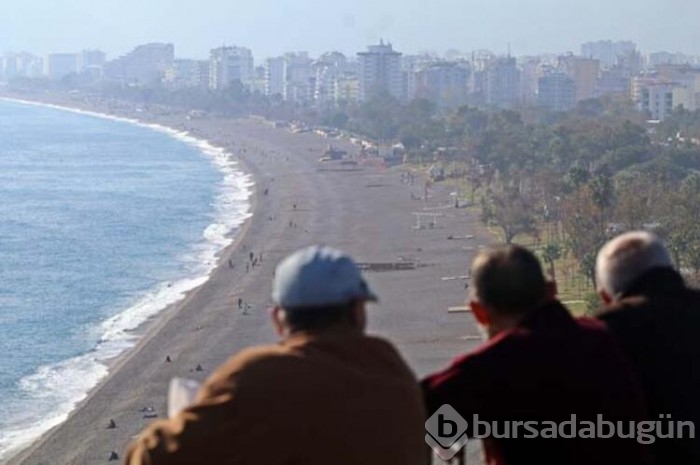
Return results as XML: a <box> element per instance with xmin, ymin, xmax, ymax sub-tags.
<box><xmin>422</xmin><ymin>245</ymin><xmax>651</xmax><ymax>465</ymax></box>
<box><xmin>125</xmin><ymin>246</ymin><xmax>426</xmax><ymax>465</ymax></box>
<box><xmin>595</xmin><ymin>231</ymin><xmax>700</xmax><ymax>464</ymax></box>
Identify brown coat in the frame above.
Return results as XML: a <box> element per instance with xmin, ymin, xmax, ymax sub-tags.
<box><xmin>125</xmin><ymin>331</ymin><xmax>427</xmax><ymax>465</ymax></box>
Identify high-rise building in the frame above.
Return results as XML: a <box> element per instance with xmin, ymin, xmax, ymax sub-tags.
<box><xmin>79</xmin><ymin>50</ymin><xmax>106</xmax><ymax>72</ymax></box>
<box><xmin>597</xmin><ymin>67</ymin><xmax>631</xmax><ymax>96</ymax></box>
<box><xmin>335</xmin><ymin>75</ymin><xmax>360</xmax><ymax>104</ymax></box>
<box><xmin>46</xmin><ymin>53</ymin><xmax>79</xmax><ymax>80</ymax></box>
<box><xmin>209</xmin><ymin>46</ymin><xmax>254</xmax><ymax>90</ymax></box>
<box><xmin>632</xmin><ymin>72</ymin><xmax>700</xmax><ymax>118</ymax></box>
<box><xmin>414</xmin><ymin>62</ymin><xmax>470</xmax><ymax>108</ymax></box>
<box><xmin>283</xmin><ymin>52</ymin><xmax>312</xmax><ymax>104</ymax></box>
<box><xmin>639</xmin><ymin>81</ymin><xmax>676</xmax><ymax>120</ymax></box>
<box><xmin>2</xmin><ymin>52</ymin><xmax>43</xmax><ymax>80</ymax></box>
<box><xmin>519</xmin><ymin>57</ymin><xmax>543</xmax><ymax>104</ymax></box>
<box><xmin>104</xmin><ymin>43</ymin><xmax>174</xmax><ymax>85</ymax></box>
<box><xmin>357</xmin><ymin>41</ymin><xmax>403</xmax><ymax>102</ymax></box>
<box><xmin>313</xmin><ymin>52</ymin><xmax>348</xmax><ymax>107</ymax></box>
<box><xmin>484</xmin><ymin>57</ymin><xmax>521</xmax><ymax>108</ymax></box>
<box><xmin>538</xmin><ymin>72</ymin><xmax>576</xmax><ymax>111</ymax></box>
<box><xmin>559</xmin><ymin>54</ymin><xmax>601</xmax><ymax>102</ymax></box>
<box><xmin>265</xmin><ymin>57</ymin><xmax>285</xmax><ymax>97</ymax></box>
<box><xmin>572</xmin><ymin>58</ymin><xmax>600</xmax><ymax>102</ymax></box>
<box><xmin>580</xmin><ymin>40</ymin><xmax>636</xmax><ymax>69</ymax></box>
<box><xmin>164</xmin><ymin>59</ymin><xmax>209</xmax><ymax>89</ymax></box>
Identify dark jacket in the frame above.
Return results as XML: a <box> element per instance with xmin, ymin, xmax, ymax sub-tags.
<box><xmin>423</xmin><ymin>301</ymin><xmax>651</xmax><ymax>465</ymax></box>
<box><xmin>125</xmin><ymin>330</ymin><xmax>426</xmax><ymax>465</ymax></box>
<box><xmin>597</xmin><ymin>267</ymin><xmax>700</xmax><ymax>464</ymax></box>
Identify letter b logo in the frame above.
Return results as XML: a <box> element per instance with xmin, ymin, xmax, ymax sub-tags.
<box><xmin>425</xmin><ymin>405</ymin><xmax>469</xmax><ymax>461</ymax></box>
<box><xmin>438</xmin><ymin>414</ymin><xmax>458</xmax><ymax>437</ymax></box>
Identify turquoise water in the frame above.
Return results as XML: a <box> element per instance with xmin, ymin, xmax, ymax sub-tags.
<box><xmin>0</xmin><ymin>100</ymin><xmax>252</xmax><ymax>460</ymax></box>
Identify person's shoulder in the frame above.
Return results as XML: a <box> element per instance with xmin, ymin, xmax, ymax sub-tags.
<box><xmin>200</xmin><ymin>344</ymin><xmax>290</xmax><ymax>392</ymax></box>
<box><xmin>595</xmin><ymin>295</ymin><xmax>649</xmax><ymax>324</ymax></box>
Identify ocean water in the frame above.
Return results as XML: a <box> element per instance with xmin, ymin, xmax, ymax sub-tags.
<box><xmin>0</xmin><ymin>100</ymin><xmax>252</xmax><ymax>461</ymax></box>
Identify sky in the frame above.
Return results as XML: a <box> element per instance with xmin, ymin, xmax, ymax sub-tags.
<box><xmin>1</xmin><ymin>0</ymin><xmax>699</xmax><ymax>60</ymax></box>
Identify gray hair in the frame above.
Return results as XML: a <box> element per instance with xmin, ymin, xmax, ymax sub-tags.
<box><xmin>596</xmin><ymin>231</ymin><xmax>673</xmax><ymax>299</ymax></box>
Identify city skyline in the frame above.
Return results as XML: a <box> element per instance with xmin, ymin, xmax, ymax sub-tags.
<box><xmin>1</xmin><ymin>0</ymin><xmax>699</xmax><ymax>60</ymax></box>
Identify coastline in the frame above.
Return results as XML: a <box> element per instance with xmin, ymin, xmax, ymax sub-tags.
<box><xmin>4</xmin><ymin>92</ymin><xmax>491</xmax><ymax>465</ymax></box>
<box><xmin>0</xmin><ymin>96</ymin><xmax>254</xmax><ymax>462</ymax></box>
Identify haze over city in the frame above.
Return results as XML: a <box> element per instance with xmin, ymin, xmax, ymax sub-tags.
<box><xmin>1</xmin><ymin>0</ymin><xmax>699</xmax><ymax>58</ymax></box>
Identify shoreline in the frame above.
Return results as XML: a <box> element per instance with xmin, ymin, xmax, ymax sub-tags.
<box><xmin>0</xmin><ymin>96</ymin><xmax>254</xmax><ymax>463</ymax></box>
<box><xmin>4</xmin><ymin>91</ymin><xmax>491</xmax><ymax>465</ymax></box>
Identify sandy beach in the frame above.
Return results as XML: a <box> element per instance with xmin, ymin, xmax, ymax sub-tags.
<box><xmin>6</xmin><ymin>100</ymin><xmax>491</xmax><ymax>464</ymax></box>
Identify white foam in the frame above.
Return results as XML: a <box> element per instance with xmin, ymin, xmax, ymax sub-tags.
<box><xmin>0</xmin><ymin>98</ymin><xmax>254</xmax><ymax>463</ymax></box>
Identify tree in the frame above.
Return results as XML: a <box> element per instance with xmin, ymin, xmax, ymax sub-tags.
<box><xmin>487</xmin><ymin>189</ymin><xmax>538</xmax><ymax>244</ymax></box>
<box><xmin>542</xmin><ymin>243</ymin><xmax>562</xmax><ymax>280</ymax></box>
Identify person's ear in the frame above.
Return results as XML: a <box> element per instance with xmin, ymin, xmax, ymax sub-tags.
<box><xmin>351</xmin><ymin>300</ymin><xmax>367</xmax><ymax>332</ymax></box>
<box><xmin>545</xmin><ymin>280</ymin><xmax>558</xmax><ymax>302</ymax></box>
<box><xmin>270</xmin><ymin>306</ymin><xmax>288</xmax><ymax>337</ymax></box>
<box><xmin>599</xmin><ymin>290</ymin><xmax>613</xmax><ymax>305</ymax></box>
<box><xmin>470</xmin><ymin>300</ymin><xmax>490</xmax><ymax>326</ymax></box>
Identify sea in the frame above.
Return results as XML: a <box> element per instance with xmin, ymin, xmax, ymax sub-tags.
<box><xmin>0</xmin><ymin>99</ymin><xmax>253</xmax><ymax>461</ymax></box>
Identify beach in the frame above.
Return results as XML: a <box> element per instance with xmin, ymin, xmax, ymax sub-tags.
<box><xmin>6</xmin><ymin>99</ymin><xmax>491</xmax><ymax>464</ymax></box>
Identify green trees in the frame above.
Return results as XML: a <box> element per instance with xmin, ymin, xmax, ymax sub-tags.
<box><xmin>542</xmin><ymin>243</ymin><xmax>563</xmax><ymax>279</ymax></box>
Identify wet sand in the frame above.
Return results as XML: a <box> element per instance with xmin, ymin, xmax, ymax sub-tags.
<box><xmin>7</xmin><ymin>105</ymin><xmax>491</xmax><ymax>464</ymax></box>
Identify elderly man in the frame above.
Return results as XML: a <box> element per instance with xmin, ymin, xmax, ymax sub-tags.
<box><xmin>125</xmin><ymin>246</ymin><xmax>426</xmax><ymax>465</ymax></box>
<box><xmin>422</xmin><ymin>245</ymin><xmax>650</xmax><ymax>465</ymax></box>
<box><xmin>596</xmin><ymin>231</ymin><xmax>700</xmax><ymax>464</ymax></box>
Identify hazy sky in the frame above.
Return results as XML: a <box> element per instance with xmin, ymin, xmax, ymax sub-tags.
<box><xmin>1</xmin><ymin>0</ymin><xmax>698</xmax><ymax>60</ymax></box>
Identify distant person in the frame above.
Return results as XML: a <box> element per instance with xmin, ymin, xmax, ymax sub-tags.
<box><xmin>596</xmin><ymin>231</ymin><xmax>700</xmax><ymax>464</ymax></box>
<box><xmin>125</xmin><ymin>246</ymin><xmax>426</xmax><ymax>465</ymax></box>
<box><xmin>422</xmin><ymin>245</ymin><xmax>651</xmax><ymax>465</ymax></box>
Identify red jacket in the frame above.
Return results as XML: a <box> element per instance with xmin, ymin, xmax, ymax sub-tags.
<box><xmin>422</xmin><ymin>301</ymin><xmax>652</xmax><ymax>465</ymax></box>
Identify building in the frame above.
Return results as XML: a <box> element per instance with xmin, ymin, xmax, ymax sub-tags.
<box><xmin>581</xmin><ymin>40</ymin><xmax>637</xmax><ymax>68</ymax></box>
<box><xmin>335</xmin><ymin>74</ymin><xmax>360</xmax><ymax>104</ymax></box>
<box><xmin>209</xmin><ymin>46</ymin><xmax>254</xmax><ymax>90</ymax></box>
<box><xmin>164</xmin><ymin>59</ymin><xmax>209</xmax><ymax>89</ymax></box>
<box><xmin>313</xmin><ymin>52</ymin><xmax>348</xmax><ymax>107</ymax></box>
<box><xmin>648</xmin><ymin>52</ymin><xmax>699</xmax><ymax>68</ymax></box>
<box><xmin>283</xmin><ymin>52</ymin><xmax>313</xmax><ymax>104</ymax></box>
<box><xmin>572</xmin><ymin>58</ymin><xmax>600</xmax><ymax>102</ymax></box>
<box><xmin>46</xmin><ymin>53</ymin><xmax>79</xmax><ymax>80</ymax></box>
<box><xmin>414</xmin><ymin>62</ymin><xmax>469</xmax><ymax>108</ymax></box>
<box><xmin>559</xmin><ymin>55</ymin><xmax>600</xmax><ymax>102</ymax></box>
<box><xmin>2</xmin><ymin>53</ymin><xmax>43</xmax><ymax>80</ymax></box>
<box><xmin>673</xmin><ymin>80</ymin><xmax>700</xmax><ymax>112</ymax></box>
<box><xmin>265</xmin><ymin>57</ymin><xmax>285</xmax><ymax>97</ymax></box>
<box><xmin>632</xmin><ymin>73</ymin><xmax>700</xmax><ymax>119</ymax></box>
<box><xmin>357</xmin><ymin>41</ymin><xmax>403</xmax><ymax>102</ymax></box>
<box><xmin>402</xmin><ymin>54</ymin><xmax>438</xmax><ymax>102</ymax></box>
<box><xmin>104</xmin><ymin>43</ymin><xmax>174</xmax><ymax>86</ymax></box>
<box><xmin>538</xmin><ymin>71</ymin><xmax>576</xmax><ymax>111</ymax></box>
<box><xmin>251</xmin><ymin>65</ymin><xmax>267</xmax><ymax>95</ymax></box>
<box><xmin>639</xmin><ymin>81</ymin><xmax>676</xmax><ymax>120</ymax></box>
<box><xmin>79</xmin><ymin>50</ymin><xmax>106</xmax><ymax>72</ymax></box>
<box><xmin>597</xmin><ymin>67</ymin><xmax>631</xmax><ymax>96</ymax></box>
<box><xmin>519</xmin><ymin>57</ymin><xmax>543</xmax><ymax>104</ymax></box>
<box><xmin>484</xmin><ymin>56</ymin><xmax>521</xmax><ymax>108</ymax></box>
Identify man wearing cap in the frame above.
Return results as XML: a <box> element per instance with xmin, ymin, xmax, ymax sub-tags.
<box><xmin>125</xmin><ymin>246</ymin><xmax>426</xmax><ymax>465</ymax></box>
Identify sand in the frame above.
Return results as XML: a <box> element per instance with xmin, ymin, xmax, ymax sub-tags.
<box><xmin>5</xmin><ymin>102</ymin><xmax>491</xmax><ymax>464</ymax></box>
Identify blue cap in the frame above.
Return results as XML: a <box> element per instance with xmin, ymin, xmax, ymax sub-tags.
<box><xmin>272</xmin><ymin>246</ymin><xmax>378</xmax><ymax>309</ymax></box>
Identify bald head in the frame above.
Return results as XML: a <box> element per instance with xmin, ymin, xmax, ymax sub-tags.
<box><xmin>471</xmin><ymin>245</ymin><xmax>547</xmax><ymax>316</ymax></box>
<box><xmin>596</xmin><ymin>231</ymin><xmax>673</xmax><ymax>300</ymax></box>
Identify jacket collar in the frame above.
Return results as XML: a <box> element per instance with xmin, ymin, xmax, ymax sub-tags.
<box><xmin>621</xmin><ymin>267</ymin><xmax>685</xmax><ymax>299</ymax></box>
<box><xmin>518</xmin><ymin>300</ymin><xmax>577</xmax><ymax>332</ymax></box>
